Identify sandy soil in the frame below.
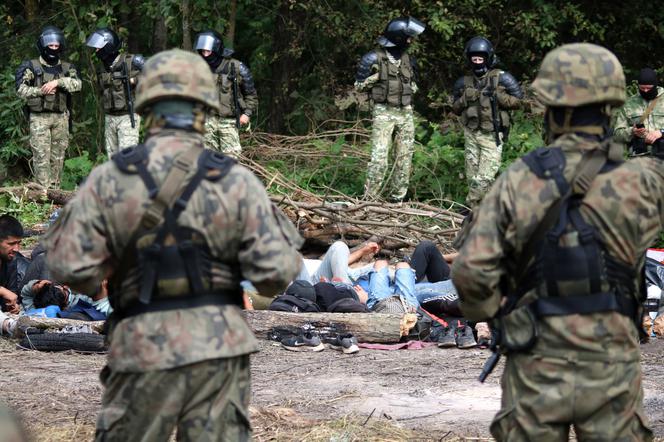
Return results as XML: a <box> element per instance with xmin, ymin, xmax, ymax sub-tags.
<box><xmin>1</xmin><ymin>337</ymin><xmax>663</xmax><ymax>441</ymax></box>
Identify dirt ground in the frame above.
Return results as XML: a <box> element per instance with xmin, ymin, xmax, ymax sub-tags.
<box><xmin>1</xmin><ymin>336</ymin><xmax>663</xmax><ymax>441</ymax></box>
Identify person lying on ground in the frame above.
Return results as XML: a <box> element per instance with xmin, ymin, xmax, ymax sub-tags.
<box><xmin>21</xmin><ymin>279</ymin><xmax>112</xmax><ymax>317</ymax></box>
<box><xmin>296</xmin><ymin>240</ymin><xmax>380</xmax><ymax>285</ymax></box>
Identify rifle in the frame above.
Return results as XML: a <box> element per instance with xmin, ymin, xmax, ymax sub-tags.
<box><xmin>228</xmin><ymin>63</ymin><xmax>241</xmax><ymax>129</ymax></box>
<box><xmin>487</xmin><ymin>74</ymin><xmax>502</xmax><ymax>147</ymax></box>
<box><xmin>121</xmin><ymin>60</ymin><xmax>136</xmax><ymax>128</ymax></box>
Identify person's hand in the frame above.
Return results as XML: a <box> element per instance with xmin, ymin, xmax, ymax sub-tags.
<box><xmin>4</xmin><ymin>300</ymin><xmax>19</xmax><ymax>314</ymax></box>
<box><xmin>464</xmin><ymin>88</ymin><xmax>480</xmax><ymax>102</ymax></box>
<box><xmin>362</xmin><ymin>241</ymin><xmax>381</xmax><ymax>256</ymax></box>
<box><xmin>239</xmin><ymin>114</ymin><xmax>250</xmax><ymax>126</ymax></box>
<box><xmin>645</xmin><ymin>130</ymin><xmax>662</xmax><ymax>144</ymax></box>
<box><xmin>40</xmin><ymin>80</ymin><xmax>59</xmax><ymax>95</ymax></box>
<box><xmin>32</xmin><ymin>279</ymin><xmax>51</xmax><ymax>294</ymax></box>
<box><xmin>632</xmin><ymin>125</ymin><xmax>647</xmax><ymax>138</ymax></box>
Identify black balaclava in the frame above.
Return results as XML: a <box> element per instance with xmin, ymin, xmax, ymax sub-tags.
<box><xmin>202</xmin><ymin>51</ymin><xmax>223</xmax><ymax>71</ymax></box>
<box><xmin>638</xmin><ymin>68</ymin><xmax>658</xmax><ymax>100</ymax></box>
<box><xmin>97</xmin><ymin>46</ymin><xmax>119</xmax><ymax>70</ymax></box>
<box><xmin>42</xmin><ymin>46</ymin><xmax>61</xmax><ymax>65</ymax></box>
<box><xmin>386</xmin><ymin>46</ymin><xmax>404</xmax><ymax>60</ymax></box>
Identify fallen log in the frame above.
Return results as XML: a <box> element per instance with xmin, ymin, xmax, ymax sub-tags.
<box><xmin>14</xmin><ymin>316</ymin><xmax>105</xmax><ymax>338</ymax></box>
<box><xmin>0</xmin><ymin>185</ymin><xmax>74</xmax><ymax>206</ymax></box>
<box><xmin>243</xmin><ymin>310</ymin><xmax>414</xmax><ymax>343</ymax></box>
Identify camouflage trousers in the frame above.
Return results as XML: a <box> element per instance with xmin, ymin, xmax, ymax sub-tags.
<box><xmin>29</xmin><ymin>112</ymin><xmax>68</xmax><ymax>189</ymax></box>
<box><xmin>104</xmin><ymin>114</ymin><xmax>141</xmax><ymax>158</ymax></box>
<box><xmin>464</xmin><ymin>128</ymin><xmax>502</xmax><ymax>208</ymax></box>
<box><xmin>204</xmin><ymin>116</ymin><xmax>242</xmax><ymax>157</ymax></box>
<box><xmin>364</xmin><ymin>104</ymin><xmax>415</xmax><ymax>202</ymax></box>
<box><xmin>95</xmin><ymin>356</ymin><xmax>252</xmax><ymax>442</ymax></box>
<box><xmin>491</xmin><ymin>352</ymin><xmax>653</xmax><ymax>441</ymax></box>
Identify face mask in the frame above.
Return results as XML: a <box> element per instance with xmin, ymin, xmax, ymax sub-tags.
<box><xmin>639</xmin><ymin>87</ymin><xmax>658</xmax><ymax>101</ymax></box>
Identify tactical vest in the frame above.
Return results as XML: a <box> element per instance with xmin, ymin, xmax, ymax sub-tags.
<box><xmin>26</xmin><ymin>59</ymin><xmax>72</xmax><ymax>113</ymax></box>
<box><xmin>110</xmin><ymin>144</ymin><xmax>242</xmax><ymax>318</ymax></box>
<box><xmin>214</xmin><ymin>58</ymin><xmax>246</xmax><ymax>118</ymax></box>
<box><xmin>98</xmin><ymin>54</ymin><xmax>140</xmax><ymax>114</ymax></box>
<box><xmin>496</xmin><ymin>147</ymin><xmax>642</xmax><ymax>352</ymax></box>
<box><xmin>370</xmin><ymin>49</ymin><xmax>414</xmax><ymax>107</ymax></box>
<box><xmin>461</xmin><ymin>69</ymin><xmax>510</xmax><ymax>133</ymax></box>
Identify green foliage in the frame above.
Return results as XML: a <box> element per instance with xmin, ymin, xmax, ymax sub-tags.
<box><xmin>0</xmin><ymin>69</ymin><xmax>30</xmax><ymax>172</ymax></box>
<box><xmin>61</xmin><ymin>151</ymin><xmax>96</xmax><ymax>190</ymax></box>
<box><xmin>0</xmin><ymin>193</ymin><xmax>55</xmax><ymax>228</ymax></box>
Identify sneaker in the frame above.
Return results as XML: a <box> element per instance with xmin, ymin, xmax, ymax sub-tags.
<box><xmin>281</xmin><ymin>332</ymin><xmax>325</xmax><ymax>352</ymax></box>
<box><xmin>323</xmin><ymin>333</ymin><xmax>359</xmax><ymax>354</ymax></box>
<box><xmin>455</xmin><ymin>325</ymin><xmax>477</xmax><ymax>349</ymax></box>
<box><xmin>436</xmin><ymin>327</ymin><xmax>456</xmax><ymax>348</ymax></box>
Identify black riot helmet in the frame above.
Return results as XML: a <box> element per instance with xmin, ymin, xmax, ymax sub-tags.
<box><xmin>36</xmin><ymin>26</ymin><xmax>65</xmax><ymax>65</ymax></box>
<box><xmin>194</xmin><ymin>30</ymin><xmax>224</xmax><ymax>70</ymax></box>
<box><xmin>377</xmin><ymin>17</ymin><xmax>425</xmax><ymax>48</ymax></box>
<box><xmin>86</xmin><ymin>28</ymin><xmax>122</xmax><ymax>69</ymax></box>
<box><xmin>464</xmin><ymin>36</ymin><xmax>495</xmax><ymax>76</ymax></box>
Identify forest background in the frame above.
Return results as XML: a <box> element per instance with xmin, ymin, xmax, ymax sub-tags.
<box><xmin>1</xmin><ymin>0</ymin><xmax>663</xmax><ymax>223</ymax></box>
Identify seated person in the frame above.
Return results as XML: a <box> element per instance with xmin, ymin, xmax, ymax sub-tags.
<box><xmin>296</xmin><ymin>240</ymin><xmax>380</xmax><ymax>285</ymax></box>
<box><xmin>18</xmin><ymin>209</ymin><xmax>59</xmax><ymax>294</ymax></box>
<box><xmin>22</xmin><ymin>279</ymin><xmax>112</xmax><ymax>318</ymax></box>
<box><xmin>0</xmin><ymin>215</ymin><xmax>29</xmax><ymax>314</ymax></box>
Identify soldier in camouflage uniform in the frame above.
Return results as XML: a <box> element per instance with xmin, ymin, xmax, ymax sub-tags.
<box><xmin>15</xmin><ymin>26</ymin><xmax>81</xmax><ymax>189</ymax></box>
<box><xmin>612</xmin><ymin>67</ymin><xmax>664</xmax><ymax>155</ymax></box>
<box><xmin>452</xmin><ymin>37</ymin><xmax>523</xmax><ymax>209</ymax></box>
<box><xmin>355</xmin><ymin>17</ymin><xmax>425</xmax><ymax>202</ymax></box>
<box><xmin>452</xmin><ymin>43</ymin><xmax>660</xmax><ymax>441</ymax></box>
<box><xmin>194</xmin><ymin>30</ymin><xmax>257</xmax><ymax>156</ymax></box>
<box><xmin>44</xmin><ymin>49</ymin><xmax>302</xmax><ymax>441</ymax></box>
<box><xmin>86</xmin><ymin>28</ymin><xmax>144</xmax><ymax>158</ymax></box>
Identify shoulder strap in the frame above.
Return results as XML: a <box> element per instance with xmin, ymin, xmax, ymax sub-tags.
<box><xmin>515</xmin><ymin>148</ymin><xmax>607</xmax><ymax>286</ymax></box>
<box><xmin>639</xmin><ymin>95</ymin><xmax>660</xmax><ymax>124</ymax></box>
<box><xmin>140</xmin><ymin>143</ymin><xmax>203</xmax><ymax>230</ymax></box>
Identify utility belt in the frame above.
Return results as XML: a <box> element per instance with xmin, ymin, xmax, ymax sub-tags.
<box><xmin>105</xmin><ymin>110</ymin><xmax>133</xmax><ymax>116</ymax></box>
<box><xmin>119</xmin><ymin>290</ymin><xmax>243</xmax><ymax>319</ymax></box>
<box><xmin>30</xmin><ymin>109</ymin><xmax>67</xmax><ymax>114</ymax></box>
<box><xmin>496</xmin><ymin>290</ymin><xmax>638</xmax><ymax>352</ymax></box>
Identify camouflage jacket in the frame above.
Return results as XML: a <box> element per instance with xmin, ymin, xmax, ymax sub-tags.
<box><xmin>612</xmin><ymin>87</ymin><xmax>664</xmax><ymax>147</ymax></box>
<box><xmin>15</xmin><ymin>57</ymin><xmax>81</xmax><ymax>110</ymax></box>
<box><xmin>452</xmin><ymin>133</ymin><xmax>664</xmax><ymax>363</ymax></box>
<box><xmin>45</xmin><ymin>128</ymin><xmax>302</xmax><ymax>372</ymax></box>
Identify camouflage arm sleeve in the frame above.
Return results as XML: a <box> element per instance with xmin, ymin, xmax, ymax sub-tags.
<box><xmin>496</xmin><ymin>86</ymin><xmax>523</xmax><ymax>110</ymax></box>
<box><xmin>15</xmin><ymin>66</ymin><xmax>43</xmax><ymax>99</ymax></box>
<box><xmin>452</xmin><ymin>170</ymin><xmax>517</xmax><ymax>321</ymax></box>
<box><xmin>451</xmin><ymin>77</ymin><xmax>466</xmax><ymax>116</ymax></box>
<box><xmin>238</xmin><ymin>62</ymin><xmax>257</xmax><ymax>116</ymax></box>
<box><xmin>57</xmin><ymin>64</ymin><xmax>82</xmax><ymax>93</ymax></box>
<box><xmin>44</xmin><ymin>167</ymin><xmax>114</xmax><ymax>294</ymax></box>
<box><xmin>236</xmin><ymin>170</ymin><xmax>303</xmax><ymax>297</ymax></box>
<box><xmin>611</xmin><ymin>105</ymin><xmax>632</xmax><ymax>145</ymax></box>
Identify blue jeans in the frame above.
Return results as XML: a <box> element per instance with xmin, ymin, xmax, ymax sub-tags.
<box><xmin>296</xmin><ymin>241</ymin><xmax>373</xmax><ymax>284</ymax></box>
<box><xmin>414</xmin><ymin>279</ymin><xmax>458</xmax><ymax>305</ymax></box>
<box><xmin>366</xmin><ymin>266</ymin><xmax>418</xmax><ymax>309</ymax></box>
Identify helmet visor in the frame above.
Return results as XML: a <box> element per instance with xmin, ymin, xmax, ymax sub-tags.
<box><xmin>40</xmin><ymin>32</ymin><xmax>63</xmax><ymax>48</ymax></box>
<box><xmin>404</xmin><ymin>18</ymin><xmax>425</xmax><ymax>37</ymax></box>
<box><xmin>194</xmin><ymin>34</ymin><xmax>220</xmax><ymax>52</ymax></box>
<box><xmin>85</xmin><ymin>33</ymin><xmax>107</xmax><ymax>49</ymax></box>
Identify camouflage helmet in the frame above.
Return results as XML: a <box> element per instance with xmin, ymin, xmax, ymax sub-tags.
<box><xmin>135</xmin><ymin>49</ymin><xmax>220</xmax><ymax>114</ymax></box>
<box><xmin>532</xmin><ymin>43</ymin><xmax>625</xmax><ymax>107</ymax></box>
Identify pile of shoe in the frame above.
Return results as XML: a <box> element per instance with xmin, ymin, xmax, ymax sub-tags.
<box><xmin>279</xmin><ymin>329</ymin><xmax>359</xmax><ymax>354</ymax></box>
<box><xmin>435</xmin><ymin>321</ymin><xmax>481</xmax><ymax>349</ymax></box>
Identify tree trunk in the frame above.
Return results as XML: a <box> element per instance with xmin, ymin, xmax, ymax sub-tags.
<box><xmin>14</xmin><ymin>316</ymin><xmax>105</xmax><ymax>338</ymax></box>
<box><xmin>181</xmin><ymin>0</ymin><xmax>192</xmax><ymax>50</ymax></box>
<box><xmin>25</xmin><ymin>0</ymin><xmax>38</xmax><ymax>23</ymax></box>
<box><xmin>266</xmin><ymin>3</ymin><xmax>305</xmax><ymax>133</ymax></box>
<box><xmin>122</xmin><ymin>0</ymin><xmax>143</xmax><ymax>54</ymax></box>
<box><xmin>243</xmin><ymin>310</ymin><xmax>414</xmax><ymax>343</ymax></box>
<box><xmin>225</xmin><ymin>0</ymin><xmax>237</xmax><ymax>48</ymax></box>
<box><xmin>152</xmin><ymin>15</ymin><xmax>168</xmax><ymax>52</ymax></box>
